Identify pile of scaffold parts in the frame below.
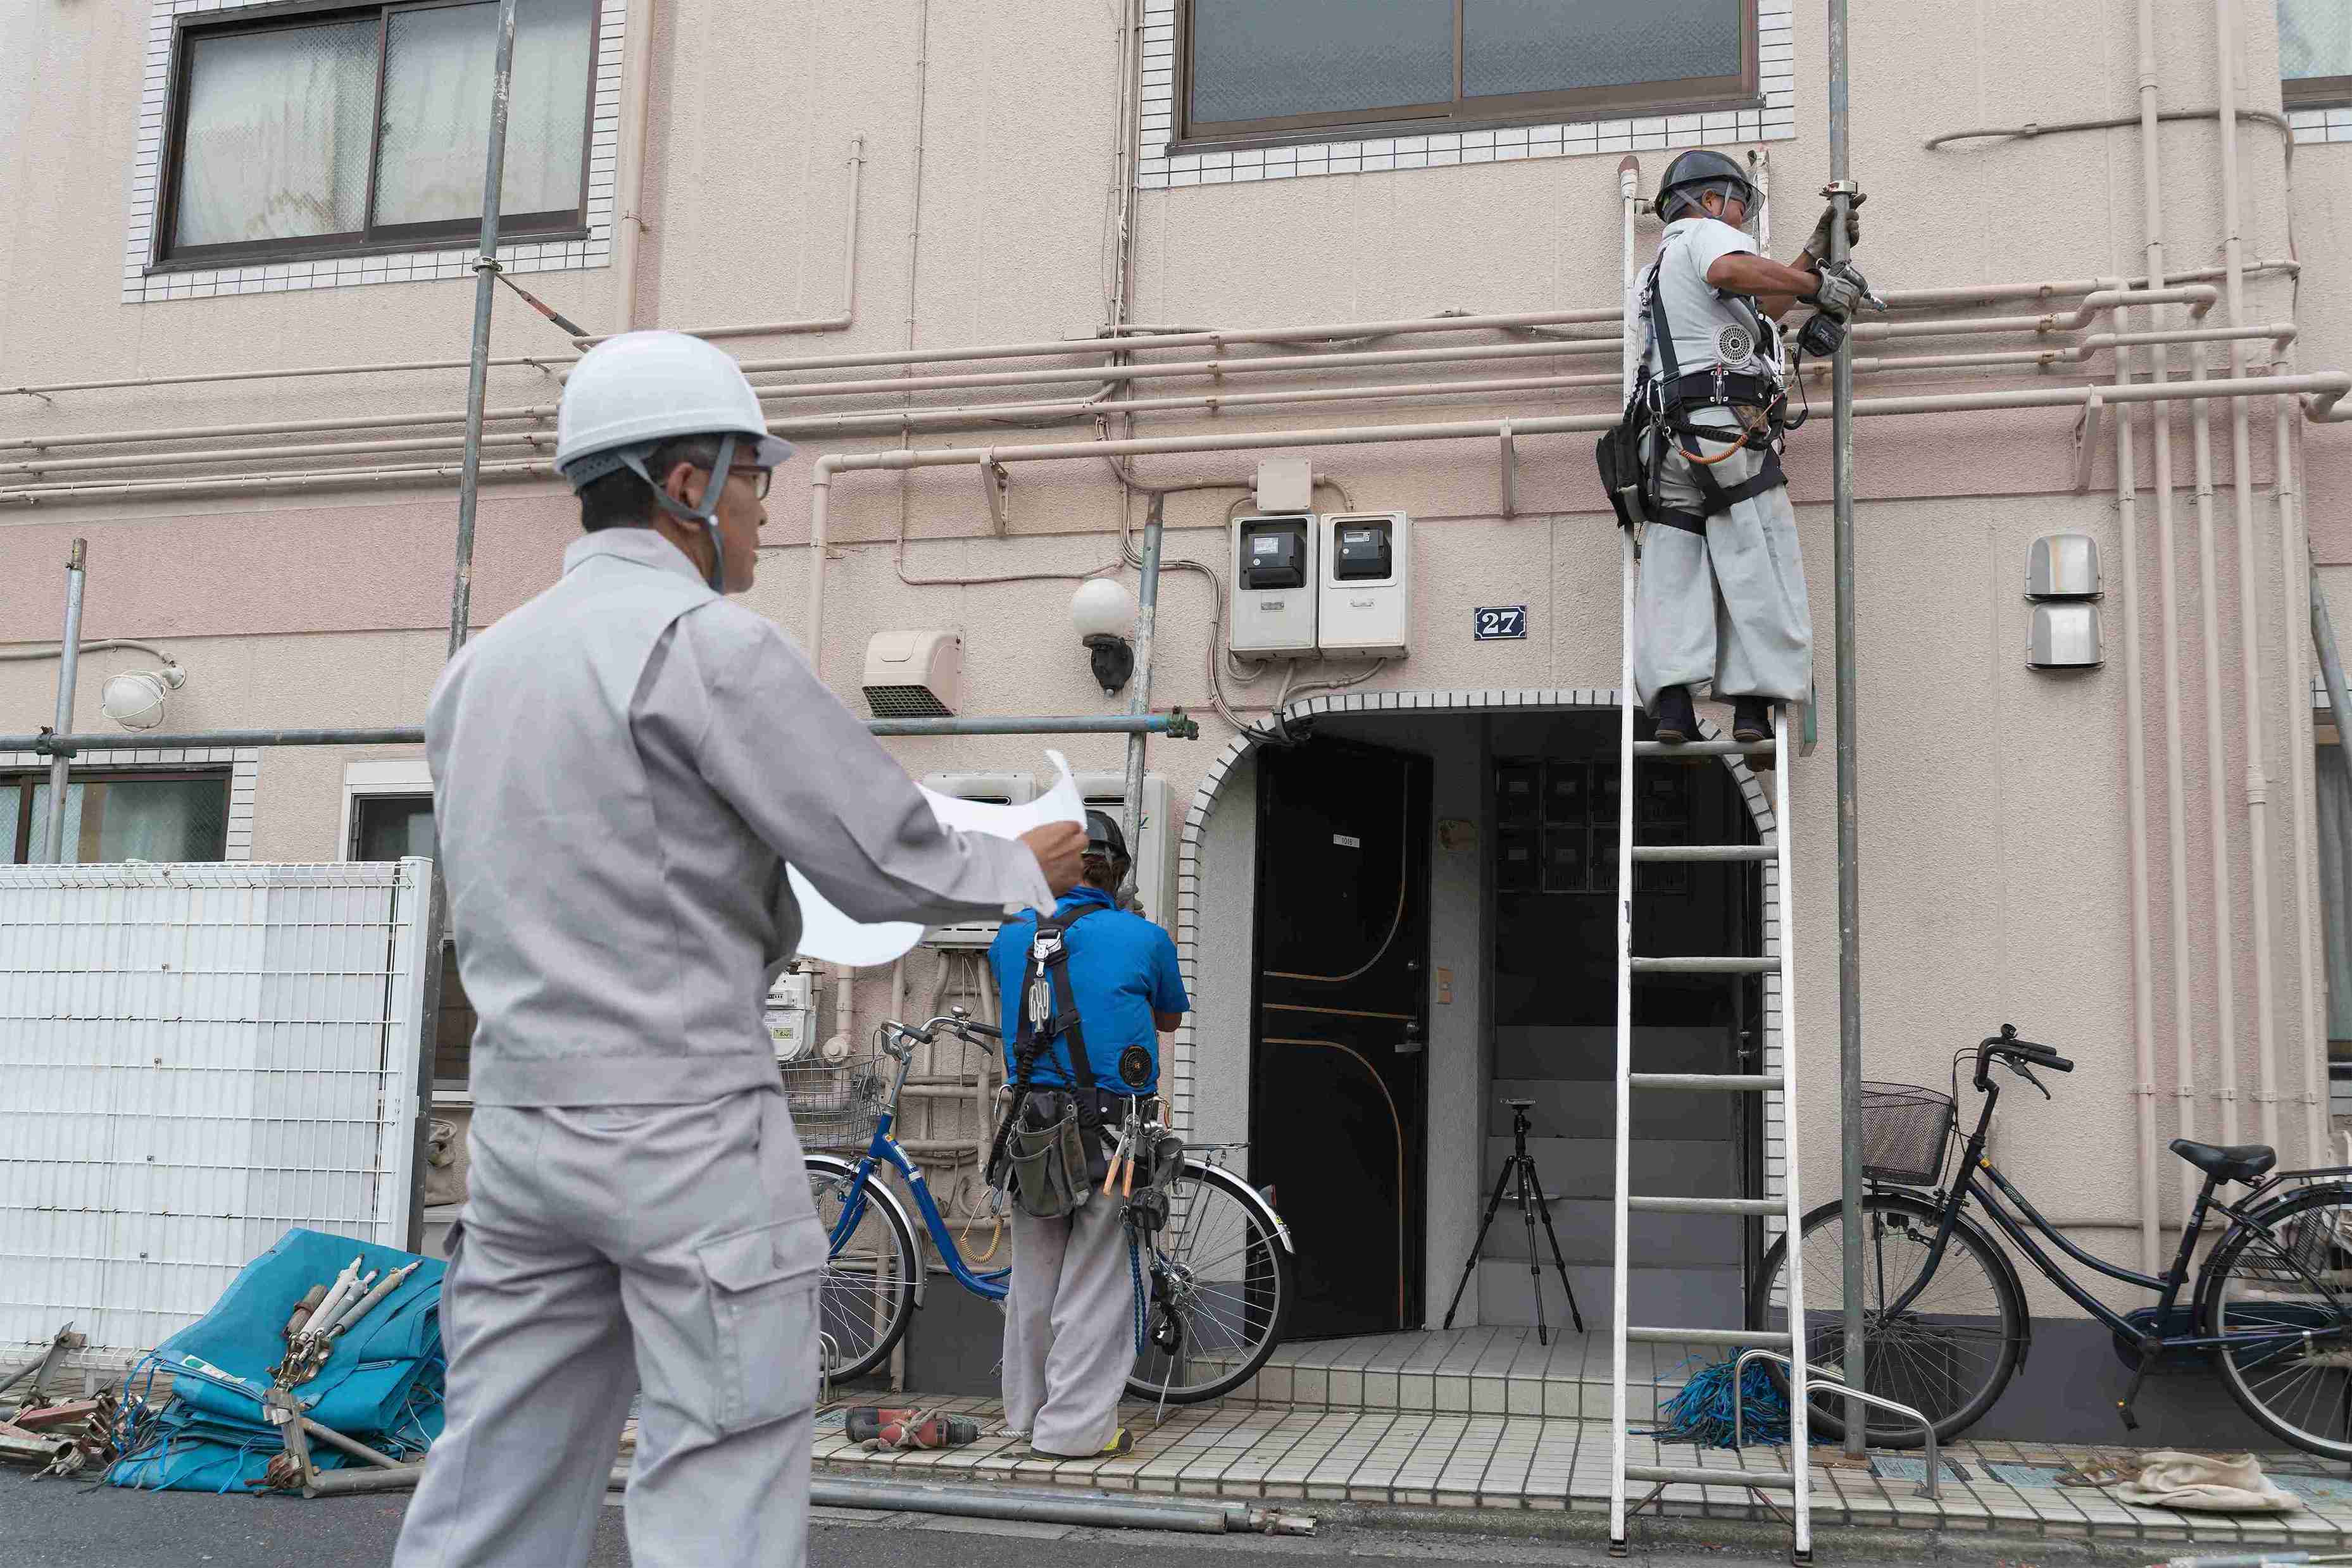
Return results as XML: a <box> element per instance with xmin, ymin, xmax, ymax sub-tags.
<box><xmin>0</xmin><ymin>1322</ymin><xmax>119</xmax><ymax>1478</ymax></box>
<box><xmin>106</xmin><ymin>1229</ymin><xmax>447</xmax><ymax>1496</ymax></box>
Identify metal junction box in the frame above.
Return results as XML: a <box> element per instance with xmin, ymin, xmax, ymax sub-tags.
<box><xmin>1318</xmin><ymin>512</ymin><xmax>1411</xmax><ymax>659</ymax></box>
<box><xmin>1230</xmin><ymin>514</ymin><xmax>1318</xmax><ymax>659</ymax></box>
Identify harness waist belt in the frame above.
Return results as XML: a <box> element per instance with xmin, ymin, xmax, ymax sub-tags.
<box><xmin>1666</xmin><ymin>370</ymin><xmax>1782</xmax><ymax>408</ymax></box>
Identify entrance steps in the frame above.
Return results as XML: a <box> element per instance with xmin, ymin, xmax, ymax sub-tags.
<box><xmin>1218</xmin><ymin>1326</ymin><xmax>1718</xmax><ymax>1423</ymax></box>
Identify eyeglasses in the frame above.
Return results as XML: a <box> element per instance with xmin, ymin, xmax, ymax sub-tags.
<box><xmin>742</xmin><ymin>467</ymin><xmax>773</xmax><ymax>500</ymax></box>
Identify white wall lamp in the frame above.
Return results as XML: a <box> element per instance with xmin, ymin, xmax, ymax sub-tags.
<box><xmin>1070</xmin><ymin>578</ymin><xmax>1139</xmax><ymax>696</ymax></box>
<box><xmin>101</xmin><ymin>663</ymin><xmax>186</xmax><ymax>730</ymax></box>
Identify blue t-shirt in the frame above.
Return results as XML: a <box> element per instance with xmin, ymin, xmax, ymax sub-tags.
<box><xmin>989</xmin><ymin>886</ymin><xmax>1189</xmax><ymax>1093</ymax></box>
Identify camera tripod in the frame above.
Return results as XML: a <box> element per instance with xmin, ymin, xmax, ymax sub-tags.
<box><xmin>1441</xmin><ymin>1097</ymin><xmax>1584</xmax><ymax>1344</ymax></box>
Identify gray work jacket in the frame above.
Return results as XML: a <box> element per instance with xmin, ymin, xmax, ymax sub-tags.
<box><xmin>425</xmin><ymin>528</ymin><xmax>1050</xmax><ymax>1107</ymax></box>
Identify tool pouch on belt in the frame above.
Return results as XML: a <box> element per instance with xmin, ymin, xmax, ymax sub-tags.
<box><xmin>1006</xmin><ymin>1091</ymin><xmax>1094</xmax><ymax>1220</ymax></box>
<box><xmin>1594</xmin><ymin>392</ymin><xmax>1655</xmax><ymax>531</ymax></box>
<box><xmin>987</xmin><ymin>904</ymin><xmax>1111</xmax><ymax>1219</ymax></box>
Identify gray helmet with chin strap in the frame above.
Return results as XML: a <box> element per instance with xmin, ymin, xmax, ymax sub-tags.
<box><xmin>1655</xmin><ymin>149</ymin><xmax>1756</xmax><ymax>223</ymax></box>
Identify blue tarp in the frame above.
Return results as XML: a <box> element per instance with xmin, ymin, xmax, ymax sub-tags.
<box><xmin>108</xmin><ymin>1228</ymin><xmax>446</xmax><ymax>1493</ymax></box>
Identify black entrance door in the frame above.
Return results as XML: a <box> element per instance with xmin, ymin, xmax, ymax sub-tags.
<box><xmin>1251</xmin><ymin>737</ymin><xmax>1431</xmax><ymax>1339</ymax></box>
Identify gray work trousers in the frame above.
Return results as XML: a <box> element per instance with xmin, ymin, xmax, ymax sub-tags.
<box><xmin>1632</xmin><ymin>408</ymin><xmax>1814</xmax><ymax>712</ymax></box>
<box><xmin>1001</xmin><ymin>1197</ymin><xmax>1132</xmax><ymax>1457</ymax></box>
<box><xmin>394</xmin><ymin>1088</ymin><xmax>823</xmax><ymax>1568</ymax></box>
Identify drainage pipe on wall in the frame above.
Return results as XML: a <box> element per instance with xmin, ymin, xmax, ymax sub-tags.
<box><xmin>2214</xmin><ymin>0</ymin><xmax>2283</xmax><ymax>1154</ymax></box>
<box><xmin>2116</xmin><ymin>341</ymin><xmax>2162</xmax><ymax>1275</ymax></box>
<box><xmin>2136</xmin><ymin>0</ymin><xmax>2201</xmax><ymax>1232</ymax></box>
<box><xmin>2189</xmin><ymin>330</ymin><xmax>2243</xmax><ymax>1158</ymax></box>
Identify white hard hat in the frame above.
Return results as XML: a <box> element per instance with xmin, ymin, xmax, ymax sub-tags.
<box><xmin>556</xmin><ymin>330</ymin><xmax>793</xmax><ymax>485</ymax></box>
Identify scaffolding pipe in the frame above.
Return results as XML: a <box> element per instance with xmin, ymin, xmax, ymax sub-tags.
<box><xmin>1121</xmin><ymin>494</ymin><xmax>1164</xmax><ymax>890</ymax></box>
<box><xmin>2117</xmin><ymin>322</ymin><xmax>2162</xmax><ymax>1274</ymax></box>
<box><xmin>1828</xmin><ymin>0</ymin><xmax>1867</xmax><ymax>1464</ymax></box>
<box><xmin>6</xmin><ymin>712</ymin><xmax>1195</xmax><ymax>755</ymax></box>
<box><xmin>447</xmin><ymin>0</ymin><xmax>519</xmax><ymax>659</ymax></box>
<box><xmin>2287</xmin><ymin>414</ymin><xmax>2327</xmax><ymax>1162</ymax></box>
<box><xmin>41</xmin><ymin>540</ymin><xmax>85</xmax><ymax>864</ymax></box>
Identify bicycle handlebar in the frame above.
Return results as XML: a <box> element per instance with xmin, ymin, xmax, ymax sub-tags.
<box><xmin>1974</xmin><ymin>1024</ymin><xmax>2075</xmax><ymax>1088</ymax></box>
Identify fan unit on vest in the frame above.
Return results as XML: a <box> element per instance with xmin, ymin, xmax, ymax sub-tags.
<box><xmin>862</xmin><ymin>630</ymin><xmax>963</xmax><ymax>718</ymax></box>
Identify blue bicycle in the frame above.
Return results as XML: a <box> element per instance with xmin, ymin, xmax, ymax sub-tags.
<box><xmin>793</xmin><ymin>1009</ymin><xmax>1294</xmax><ymax>1403</ymax></box>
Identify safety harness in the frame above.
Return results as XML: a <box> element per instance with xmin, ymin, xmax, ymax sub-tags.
<box><xmin>983</xmin><ymin>905</ymin><xmax>1111</xmax><ymax>1214</ymax></box>
<box><xmin>1597</xmin><ymin>237</ymin><xmax>1793</xmax><ymax>537</ymax></box>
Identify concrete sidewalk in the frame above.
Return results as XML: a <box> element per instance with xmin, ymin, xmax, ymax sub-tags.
<box><xmin>813</xmin><ymin>1393</ymin><xmax>2352</xmax><ymax>1548</ymax></box>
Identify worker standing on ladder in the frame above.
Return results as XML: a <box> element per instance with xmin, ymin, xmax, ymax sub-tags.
<box><xmin>396</xmin><ymin>330</ymin><xmax>1085</xmax><ymax>1568</ymax></box>
<box><xmin>1632</xmin><ymin>151</ymin><xmax>1869</xmax><ymax>745</ymax></box>
<box><xmin>987</xmin><ymin>809</ymin><xmax>1188</xmax><ymax>1460</ymax></box>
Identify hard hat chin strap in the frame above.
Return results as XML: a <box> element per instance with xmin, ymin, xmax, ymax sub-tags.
<box><xmin>619</xmin><ymin>432</ymin><xmax>738</xmax><ymax>592</ymax></box>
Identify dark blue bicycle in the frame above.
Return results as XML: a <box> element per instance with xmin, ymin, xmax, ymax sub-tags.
<box><xmin>792</xmin><ymin>1009</ymin><xmax>1294</xmax><ymax>1403</ymax></box>
<box><xmin>1753</xmin><ymin>1024</ymin><xmax>2352</xmax><ymax>1459</ymax></box>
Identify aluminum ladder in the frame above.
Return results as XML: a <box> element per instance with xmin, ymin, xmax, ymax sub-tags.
<box><xmin>1604</xmin><ymin>159</ymin><xmax>1813</xmax><ymax>1565</ymax></box>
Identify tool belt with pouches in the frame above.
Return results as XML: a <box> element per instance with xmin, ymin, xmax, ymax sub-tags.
<box><xmin>1595</xmin><ymin>239</ymin><xmax>1791</xmax><ymax>533</ymax></box>
<box><xmin>986</xmin><ymin>905</ymin><xmax>1121</xmax><ymax>1221</ymax></box>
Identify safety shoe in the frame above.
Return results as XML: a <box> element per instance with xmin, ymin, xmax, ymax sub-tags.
<box><xmin>1652</xmin><ymin>686</ymin><xmax>1698</xmax><ymax>745</ymax></box>
<box><xmin>1029</xmin><ymin>1426</ymin><xmax>1134</xmax><ymax>1461</ymax></box>
<box><xmin>1732</xmin><ymin>697</ymin><xmax>1774</xmax><ymax>744</ymax></box>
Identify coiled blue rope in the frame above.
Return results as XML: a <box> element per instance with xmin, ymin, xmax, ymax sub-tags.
<box><xmin>1642</xmin><ymin>1356</ymin><xmax>1796</xmax><ymax>1449</ymax></box>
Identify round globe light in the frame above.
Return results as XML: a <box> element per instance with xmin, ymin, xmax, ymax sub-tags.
<box><xmin>1069</xmin><ymin>578</ymin><xmax>1137</xmax><ymax>640</ymax></box>
<box><xmin>101</xmin><ymin>664</ymin><xmax>185</xmax><ymax>731</ymax></box>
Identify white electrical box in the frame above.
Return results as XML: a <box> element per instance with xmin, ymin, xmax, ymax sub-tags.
<box><xmin>919</xmin><ymin>771</ymin><xmax>1039</xmax><ymax>947</ymax></box>
<box><xmin>1318</xmin><ymin>511</ymin><xmax>1411</xmax><ymax>659</ymax></box>
<box><xmin>765</xmin><ymin>969</ymin><xmax>818</xmax><ymax>1062</ymax></box>
<box><xmin>1229</xmin><ymin>514</ymin><xmax>1318</xmax><ymax>659</ymax></box>
<box><xmin>1074</xmin><ymin>773</ymin><xmax>1177</xmax><ymax>930</ymax></box>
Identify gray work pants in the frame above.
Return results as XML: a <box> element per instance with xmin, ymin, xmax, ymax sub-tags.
<box><xmin>1632</xmin><ymin>409</ymin><xmax>1814</xmax><ymax>712</ymax></box>
<box><xmin>394</xmin><ymin>1088</ymin><xmax>823</xmax><ymax>1568</ymax></box>
<box><xmin>1001</xmin><ymin>1197</ymin><xmax>1132</xmax><ymax>1457</ymax></box>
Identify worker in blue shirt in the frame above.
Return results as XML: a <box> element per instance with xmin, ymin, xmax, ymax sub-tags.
<box><xmin>987</xmin><ymin>809</ymin><xmax>1188</xmax><ymax>1458</ymax></box>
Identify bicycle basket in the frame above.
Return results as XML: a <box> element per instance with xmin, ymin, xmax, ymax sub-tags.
<box><xmin>780</xmin><ymin>1047</ymin><xmax>888</xmax><ymax>1153</ymax></box>
<box><xmin>1859</xmin><ymin>1082</ymin><xmax>1956</xmax><ymax>1187</ymax></box>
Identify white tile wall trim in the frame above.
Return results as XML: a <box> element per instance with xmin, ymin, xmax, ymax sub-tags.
<box><xmin>2290</xmin><ymin>108</ymin><xmax>2352</xmax><ymax>145</ymax></box>
<box><xmin>1137</xmin><ymin>0</ymin><xmax>1798</xmax><ymax>191</ymax></box>
<box><xmin>1</xmin><ymin>748</ymin><xmax>259</xmax><ymax>862</ymax></box>
<box><xmin>124</xmin><ymin>0</ymin><xmax>625</xmax><ymax>304</ymax></box>
<box><xmin>1171</xmin><ymin>690</ymin><xmax>1787</xmax><ymax>1230</ymax></box>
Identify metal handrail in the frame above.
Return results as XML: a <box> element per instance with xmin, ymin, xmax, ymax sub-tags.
<box><xmin>1730</xmin><ymin>1348</ymin><xmax>1941</xmax><ymax>1500</ymax></box>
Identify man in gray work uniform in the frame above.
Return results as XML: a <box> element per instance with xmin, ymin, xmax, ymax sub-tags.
<box><xmin>394</xmin><ymin>330</ymin><xmax>1084</xmax><ymax>1568</ymax></box>
<box><xmin>1634</xmin><ymin>150</ymin><xmax>1867</xmax><ymax>745</ymax></box>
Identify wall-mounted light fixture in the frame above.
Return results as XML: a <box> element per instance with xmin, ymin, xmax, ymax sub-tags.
<box><xmin>1070</xmin><ymin>578</ymin><xmax>1138</xmax><ymax>696</ymax></box>
<box><xmin>101</xmin><ymin>663</ymin><xmax>186</xmax><ymax>730</ymax></box>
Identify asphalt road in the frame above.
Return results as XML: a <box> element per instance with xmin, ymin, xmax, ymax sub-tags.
<box><xmin>3</xmin><ymin>1469</ymin><xmax>2106</xmax><ymax>1568</ymax></box>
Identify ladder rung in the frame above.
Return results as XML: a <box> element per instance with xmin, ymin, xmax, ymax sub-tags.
<box><xmin>1631</xmin><ymin>843</ymin><xmax>1775</xmax><ymax>862</ymax></box>
<box><xmin>1630</xmin><ymin>1073</ymin><xmax>1784</xmax><ymax>1092</ymax></box>
<box><xmin>1625</xmin><ymin>1464</ymin><xmax>1798</xmax><ymax>1491</ymax></box>
<box><xmin>1630</xmin><ymin>739</ymin><xmax>1777</xmax><ymax>757</ymax></box>
<box><xmin>1629</xmin><ymin>955</ymin><xmax>1777</xmax><ymax>974</ymax></box>
<box><xmin>1629</xmin><ymin>1195</ymin><xmax>1784</xmax><ymax>1217</ymax></box>
<box><xmin>1624</xmin><ymin>1326</ymin><xmax>1792</xmax><ymax>1348</ymax></box>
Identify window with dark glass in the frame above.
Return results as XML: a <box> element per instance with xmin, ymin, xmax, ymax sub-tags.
<box><xmin>1180</xmin><ymin>0</ymin><xmax>1756</xmax><ymax>146</ymax></box>
<box><xmin>2282</xmin><ymin>0</ymin><xmax>2352</xmax><ymax>108</ymax></box>
<box><xmin>0</xmin><ymin>773</ymin><xmax>231</xmax><ymax>864</ymax></box>
<box><xmin>158</xmin><ymin>0</ymin><xmax>597</xmax><ymax>268</ymax></box>
<box><xmin>351</xmin><ymin>793</ymin><xmax>476</xmax><ymax>1085</ymax></box>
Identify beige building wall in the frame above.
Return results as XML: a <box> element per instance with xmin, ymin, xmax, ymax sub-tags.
<box><xmin>4</xmin><ymin>0</ymin><xmax>2350</xmax><ymax>1326</ymax></box>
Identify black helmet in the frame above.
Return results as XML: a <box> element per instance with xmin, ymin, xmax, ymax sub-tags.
<box><xmin>1656</xmin><ymin>149</ymin><xmax>1755</xmax><ymax>222</ymax></box>
<box><xmin>1083</xmin><ymin>809</ymin><xmax>1130</xmax><ymax>866</ymax></box>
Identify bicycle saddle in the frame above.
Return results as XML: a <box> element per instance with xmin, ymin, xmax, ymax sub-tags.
<box><xmin>2169</xmin><ymin>1138</ymin><xmax>2277</xmax><ymax>1185</ymax></box>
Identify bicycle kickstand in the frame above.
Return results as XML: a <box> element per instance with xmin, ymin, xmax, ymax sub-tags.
<box><xmin>2114</xmin><ymin>1348</ymin><xmax>2156</xmax><ymax>1432</ymax></box>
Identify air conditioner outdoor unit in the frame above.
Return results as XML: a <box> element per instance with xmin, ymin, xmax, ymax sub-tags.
<box><xmin>921</xmin><ymin>771</ymin><xmax>1039</xmax><ymax>949</ymax></box>
<box><xmin>863</xmin><ymin>630</ymin><xmax>963</xmax><ymax>718</ymax></box>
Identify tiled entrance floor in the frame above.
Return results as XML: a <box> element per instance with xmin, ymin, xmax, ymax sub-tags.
<box><xmin>1220</xmin><ymin>1326</ymin><xmax>1687</xmax><ymax>1420</ymax></box>
<box><xmin>815</xmin><ymin>1329</ymin><xmax>2352</xmax><ymax>1546</ymax></box>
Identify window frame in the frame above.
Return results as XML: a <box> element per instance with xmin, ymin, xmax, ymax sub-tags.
<box><xmin>2286</xmin><ymin>75</ymin><xmax>2352</xmax><ymax>110</ymax></box>
<box><xmin>1172</xmin><ymin>0</ymin><xmax>1761</xmax><ymax>153</ymax></box>
<box><xmin>1</xmin><ymin>768</ymin><xmax>234</xmax><ymax>864</ymax></box>
<box><xmin>152</xmin><ymin>0</ymin><xmax>602</xmax><ymax>273</ymax></box>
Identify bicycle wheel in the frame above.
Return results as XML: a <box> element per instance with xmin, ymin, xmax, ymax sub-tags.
<box><xmin>1125</xmin><ymin>1160</ymin><xmax>1293</xmax><ymax>1404</ymax></box>
<box><xmin>806</xmin><ymin>1155</ymin><xmax>918</xmax><ymax>1384</ymax></box>
<box><xmin>2201</xmin><ymin>1183</ymin><xmax>2352</xmax><ymax>1461</ymax></box>
<box><xmin>1748</xmin><ymin>1189</ymin><xmax>2026</xmax><ymax>1446</ymax></box>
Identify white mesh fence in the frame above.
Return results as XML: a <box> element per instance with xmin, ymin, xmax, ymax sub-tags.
<box><xmin>0</xmin><ymin>860</ymin><xmax>432</xmax><ymax>1356</ymax></box>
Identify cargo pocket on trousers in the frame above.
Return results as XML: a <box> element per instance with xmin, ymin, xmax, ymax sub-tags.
<box><xmin>696</xmin><ymin>1217</ymin><xmax>824</xmax><ymax>1435</ymax></box>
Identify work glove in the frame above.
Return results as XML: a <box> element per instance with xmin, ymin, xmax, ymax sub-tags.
<box><xmin>1804</xmin><ymin>192</ymin><xmax>1865</xmax><ymax>258</ymax></box>
<box><xmin>1803</xmin><ymin>259</ymin><xmax>1872</xmax><ymax>316</ymax></box>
